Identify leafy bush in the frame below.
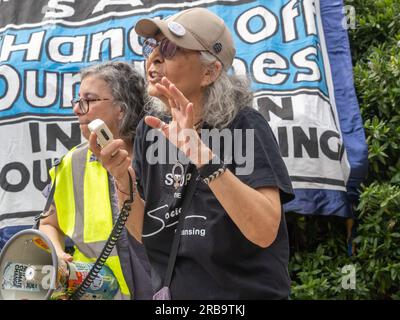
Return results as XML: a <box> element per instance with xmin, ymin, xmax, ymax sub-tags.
<box><xmin>289</xmin><ymin>0</ymin><xmax>400</xmax><ymax>299</ymax></box>
<box><xmin>348</xmin><ymin>0</ymin><xmax>400</xmax><ymax>62</ymax></box>
<box><xmin>355</xmin><ymin>42</ymin><xmax>400</xmax><ymax>182</ymax></box>
<box><xmin>289</xmin><ymin>183</ymin><xmax>400</xmax><ymax>299</ymax></box>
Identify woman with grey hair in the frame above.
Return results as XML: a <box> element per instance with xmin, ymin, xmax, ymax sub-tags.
<box><xmin>39</xmin><ymin>61</ymin><xmax>152</xmax><ymax>300</ymax></box>
<box><xmin>91</xmin><ymin>8</ymin><xmax>294</xmax><ymax>299</ymax></box>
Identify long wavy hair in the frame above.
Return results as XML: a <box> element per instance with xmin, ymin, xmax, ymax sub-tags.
<box><xmin>145</xmin><ymin>52</ymin><xmax>253</xmax><ymax>129</ymax></box>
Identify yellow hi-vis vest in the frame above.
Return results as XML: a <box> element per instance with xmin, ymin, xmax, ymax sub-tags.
<box><xmin>49</xmin><ymin>142</ymin><xmax>130</xmax><ymax>298</ymax></box>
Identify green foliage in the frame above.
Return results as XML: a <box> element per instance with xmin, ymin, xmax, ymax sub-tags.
<box><xmin>348</xmin><ymin>0</ymin><xmax>400</xmax><ymax>62</ymax></box>
<box><xmin>363</xmin><ymin>116</ymin><xmax>400</xmax><ymax>182</ymax></box>
<box><xmin>289</xmin><ymin>0</ymin><xmax>400</xmax><ymax>299</ymax></box>
<box><xmin>289</xmin><ymin>183</ymin><xmax>400</xmax><ymax>299</ymax></box>
<box><xmin>354</xmin><ymin>41</ymin><xmax>400</xmax><ymax>181</ymax></box>
<box><xmin>354</xmin><ymin>183</ymin><xmax>400</xmax><ymax>298</ymax></box>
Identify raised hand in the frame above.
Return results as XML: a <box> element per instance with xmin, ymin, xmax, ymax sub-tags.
<box><xmin>145</xmin><ymin>77</ymin><xmax>213</xmax><ymax>166</ymax></box>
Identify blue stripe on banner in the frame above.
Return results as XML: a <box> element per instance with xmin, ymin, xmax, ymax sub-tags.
<box><xmin>0</xmin><ymin>225</ymin><xmax>32</xmax><ymax>251</ymax></box>
<box><xmin>0</xmin><ymin>226</ymin><xmax>75</xmax><ymax>253</ymax></box>
<box><xmin>319</xmin><ymin>0</ymin><xmax>368</xmax><ymax>204</ymax></box>
<box><xmin>284</xmin><ymin>188</ymin><xmax>353</xmax><ymax>218</ymax></box>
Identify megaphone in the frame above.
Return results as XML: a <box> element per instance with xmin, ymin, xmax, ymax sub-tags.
<box><xmin>0</xmin><ymin>229</ymin><xmax>119</xmax><ymax>300</ymax></box>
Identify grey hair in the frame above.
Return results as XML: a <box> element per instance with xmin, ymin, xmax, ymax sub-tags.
<box><xmin>80</xmin><ymin>61</ymin><xmax>147</xmax><ymax>143</ymax></box>
<box><xmin>199</xmin><ymin>52</ymin><xmax>253</xmax><ymax>128</ymax></box>
<box><xmin>145</xmin><ymin>52</ymin><xmax>253</xmax><ymax>129</ymax></box>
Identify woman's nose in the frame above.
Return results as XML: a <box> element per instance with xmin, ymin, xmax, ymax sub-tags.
<box><xmin>147</xmin><ymin>45</ymin><xmax>164</xmax><ymax>65</ymax></box>
<box><xmin>72</xmin><ymin>100</ymin><xmax>82</xmax><ymax>115</ymax></box>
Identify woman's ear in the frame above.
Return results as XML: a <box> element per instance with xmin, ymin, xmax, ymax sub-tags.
<box><xmin>201</xmin><ymin>61</ymin><xmax>223</xmax><ymax>87</ymax></box>
<box><xmin>118</xmin><ymin>104</ymin><xmax>125</xmax><ymax>121</ymax></box>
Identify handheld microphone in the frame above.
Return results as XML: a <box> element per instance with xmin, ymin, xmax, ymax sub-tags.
<box><xmin>88</xmin><ymin>119</ymin><xmax>113</xmax><ymax>148</ymax></box>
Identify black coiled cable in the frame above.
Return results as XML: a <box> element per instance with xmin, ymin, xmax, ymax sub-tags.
<box><xmin>69</xmin><ymin>172</ymin><xmax>134</xmax><ymax>300</ymax></box>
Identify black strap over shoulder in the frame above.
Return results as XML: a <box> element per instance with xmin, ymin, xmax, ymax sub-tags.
<box><xmin>32</xmin><ymin>181</ymin><xmax>56</xmax><ymax>230</ymax></box>
<box><xmin>163</xmin><ymin>163</ymin><xmax>198</xmax><ymax>287</ymax></box>
<box><xmin>33</xmin><ymin>157</ymin><xmax>63</xmax><ymax>230</ymax></box>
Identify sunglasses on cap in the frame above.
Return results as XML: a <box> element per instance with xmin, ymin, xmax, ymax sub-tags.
<box><xmin>142</xmin><ymin>38</ymin><xmax>180</xmax><ymax>60</ymax></box>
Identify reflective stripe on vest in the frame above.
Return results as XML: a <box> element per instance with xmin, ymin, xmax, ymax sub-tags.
<box><xmin>51</xmin><ymin>143</ymin><xmax>131</xmax><ymax>298</ymax></box>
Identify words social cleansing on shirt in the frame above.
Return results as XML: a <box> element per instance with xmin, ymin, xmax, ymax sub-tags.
<box><xmin>0</xmin><ymin>0</ymin><xmax>368</xmax><ymax>245</ymax></box>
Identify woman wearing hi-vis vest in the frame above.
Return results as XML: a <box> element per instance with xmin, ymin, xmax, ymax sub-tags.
<box><xmin>39</xmin><ymin>61</ymin><xmax>153</xmax><ymax>300</ymax></box>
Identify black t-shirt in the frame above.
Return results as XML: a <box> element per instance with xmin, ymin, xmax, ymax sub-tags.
<box><xmin>133</xmin><ymin>107</ymin><xmax>294</xmax><ymax>299</ymax></box>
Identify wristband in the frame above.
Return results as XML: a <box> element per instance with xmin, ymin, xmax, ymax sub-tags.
<box><xmin>198</xmin><ymin>156</ymin><xmax>227</xmax><ymax>185</ymax></box>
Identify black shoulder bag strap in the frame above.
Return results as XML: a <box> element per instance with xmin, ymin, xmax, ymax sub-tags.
<box><xmin>32</xmin><ymin>183</ymin><xmax>56</xmax><ymax>230</ymax></box>
<box><xmin>33</xmin><ymin>166</ymin><xmax>59</xmax><ymax>230</ymax></box>
<box><xmin>154</xmin><ymin>164</ymin><xmax>199</xmax><ymax>299</ymax></box>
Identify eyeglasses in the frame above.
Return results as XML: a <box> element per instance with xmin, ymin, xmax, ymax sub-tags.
<box><xmin>142</xmin><ymin>38</ymin><xmax>179</xmax><ymax>60</ymax></box>
<box><xmin>71</xmin><ymin>97</ymin><xmax>110</xmax><ymax>114</ymax></box>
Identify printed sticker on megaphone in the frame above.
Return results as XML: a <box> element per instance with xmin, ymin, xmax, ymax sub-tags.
<box><xmin>1</xmin><ymin>262</ymin><xmax>41</xmax><ymax>292</ymax></box>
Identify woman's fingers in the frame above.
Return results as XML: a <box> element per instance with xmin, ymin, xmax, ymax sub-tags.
<box><xmin>161</xmin><ymin>78</ymin><xmax>183</xmax><ymax>108</ymax></box>
<box><xmin>89</xmin><ymin>132</ymin><xmax>102</xmax><ymax>157</ymax></box>
<box><xmin>128</xmin><ymin>166</ymin><xmax>136</xmax><ymax>182</ymax></box>
<box><xmin>89</xmin><ymin>137</ymin><xmax>130</xmax><ymax>181</ymax></box>
<box><xmin>155</xmin><ymin>82</ymin><xmax>181</xmax><ymax>114</ymax></box>
<box><xmin>58</xmin><ymin>251</ymin><xmax>73</xmax><ymax>263</ymax></box>
<box><xmin>168</xmin><ymin>83</ymin><xmax>190</xmax><ymax>115</ymax></box>
<box><xmin>186</xmin><ymin>102</ymin><xmax>194</xmax><ymax>127</ymax></box>
<box><xmin>156</xmin><ymin>77</ymin><xmax>194</xmax><ymax>128</ymax></box>
<box><xmin>149</xmin><ymin>78</ymin><xmax>197</xmax><ymax>152</ymax></box>
<box><xmin>155</xmin><ymin>77</ymin><xmax>176</xmax><ymax>104</ymax></box>
<box><xmin>145</xmin><ymin>116</ymin><xmax>165</xmax><ymax>130</ymax></box>
<box><xmin>155</xmin><ymin>82</ymin><xmax>173</xmax><ymax>101</ymax></box>
<box><xmin>145</xmin><ymin>116</ymin><xmax>170</xmax><ymax>140</ymax></box>
<box><xmin>62</xmin><ymin>253</ymin><xmax>73</xmax><ymax>263</ymax></box>
<box><xmin>100</xmin><ymin>139</ymin><xmax>125</xmax><ymax>160</ymax></box>
<box><xmin>161</xmin><ymin>76</ymin><xmax>172</xmax><ymax>89</ymax></box>
<box><xmin>158</xmin><ymin>77</ymin><xmax>190</xmax><ymax>115</ymax></box>
<box><xmin>107</xmin><ymin>149</ymin><xmax>129</xmax><ymax>167</ymax></box>
<box><xmin>89</xmin><ymin>132</ymin><xmax>124</xmax><ymax>160</ymax></box>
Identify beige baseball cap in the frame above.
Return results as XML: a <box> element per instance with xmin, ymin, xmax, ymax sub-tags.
<box><xmin>135</xmin><ymin>7</ymin><xmax>236</xmax><ymax>70</ymax></box>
